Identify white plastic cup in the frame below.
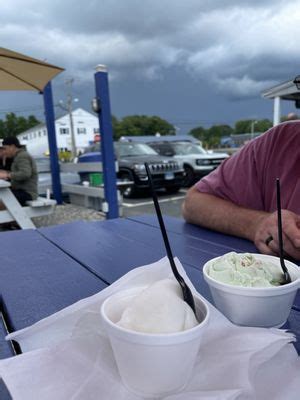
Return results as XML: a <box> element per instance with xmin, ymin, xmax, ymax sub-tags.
<box><xmin>82</xmin><ymin>181</ymin><xmax>90</xmax><ymax>187</ymax></box>
<box><xmin>203</xmin><ymin>254</ymin><xmax>300</xmax><ymax>328</ymax></box>
<box><xmin>101</xmin><ymin>287</ymin><xmax>209</xmax><ymax>398</ymax></box>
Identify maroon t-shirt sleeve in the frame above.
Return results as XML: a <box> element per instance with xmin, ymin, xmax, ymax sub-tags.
<box><xmin>195</xmin><ymin>138</ymin><xmax>265</xmax><ymax>211</ymax></box>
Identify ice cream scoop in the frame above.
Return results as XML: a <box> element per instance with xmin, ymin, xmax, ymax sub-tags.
<box><xmin>208</xmin><ymin>252</ymin><xmax>283</xmax><ymax>287</ymax></box>
<box><xmin>117</xmin><ymin>279</ymin><xmax>199</xmax><ymax>333</ymax></box>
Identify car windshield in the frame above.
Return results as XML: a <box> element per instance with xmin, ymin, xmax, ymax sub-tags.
<box><xmin>115</xmin><ymin>142</ymin><xmax>158</xmax><ymax>157</ymax></box>
<box><xmin>172</xmin><ymin>143</ymin><xmax>207</xmax><ymax>155</ymax></box>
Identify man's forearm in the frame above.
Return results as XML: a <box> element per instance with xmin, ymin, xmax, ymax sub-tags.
<box><xmin>182</xmin><ymin>188</ymin><xmax>268</xmax><ymax>241</ymax></box>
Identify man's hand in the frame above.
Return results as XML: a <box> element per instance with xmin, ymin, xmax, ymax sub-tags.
<box><xmin>0</xmin><ymin>170</ymin><xmax>9</xmax><ymax>180</ymax></box>
<box><xmin>254</xmin><ymin>210</ymin><xmax>300</xmax><ymax>260</ymax></box>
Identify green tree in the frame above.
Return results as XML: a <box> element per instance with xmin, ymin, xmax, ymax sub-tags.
<box><xmin>27</xmin><ymin>115</ymin><xmax>40</xmax><ymax>129</ymax></box>
<box><xmin>113</xmin><ymin>115</ymin><xmax>175</xmax><ymax>140</ymax></box>
<box><xmin>0</xmin><ymin>119</ymin><xmax>4</xmax><ymax>138</ymax></box>
<box><xmin>234</xmin><ymin>119</ymin><xmax>272</xmax><ymax>134</ymax></box>
<box><xmin>189</xmin><ymin>124</ymin><xmax>233</xmax><ymax>148</ymax></box>
<box><xmin>4</xmin><ymin>112</ymin><xmax>19</xmax><ymax>137</ymax></box>
<box><xmin>255</xmin><ymin>119</ymin><xmax>272</xmax><ymax>132</ymax></box>
<box><xmin>205</xmin><ymin>124</ymin><xmax>233</xmax><ymax>148</ymax></box>
<box><xmin>0</xmin><ymin>113</ymin><xmax>40</xmax><ymax>138</ymax></box>
<box><xmin>189</xmin><ymin>126</ymin><xmax>206</xmax><ymax>141</ymax></box>
<box><xmin>234</xmin><ymin>119</ymin><xmax>253</xmax><ymax>134</ymax></box>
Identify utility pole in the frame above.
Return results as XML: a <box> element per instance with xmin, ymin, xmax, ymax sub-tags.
<box><xmin>59</xmin><ymin>78</ymin><xmax>77</xmax><ymax>159</ymax></box>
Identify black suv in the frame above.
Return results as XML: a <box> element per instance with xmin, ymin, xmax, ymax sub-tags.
<box><xmin>116</xmin><ymin>142</ymin><xmax>185</xmax><ymax>197</ymax></box>
<box><xmin>78</xmin><ymin>141</ymin><xmax>185</xmax><ymax>197</ymax></box>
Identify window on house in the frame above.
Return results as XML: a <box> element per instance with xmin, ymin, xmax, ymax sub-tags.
<box><xmin>38</xmin><ymin>131</ymin><xmax>41</xmax><ymax>137</ymax></box>
<box><xmin>93</xmin><ymin>128</ymin><xmax>100</xmax><ymax>133</ymax></box>
<box><xmin>60</xmin><ymin>128</ymin><xmax>69</xmax><ymax>135</ymax></box>
<box><xmin>77</xmin><ymin>128</ymin><xmax>86</xmax><ymax>134</ymax></box>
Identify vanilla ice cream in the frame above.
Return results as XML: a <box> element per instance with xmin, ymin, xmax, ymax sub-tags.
<box><xmin>116</xmin><ymin>279</ymin><xmax>198</xmax><ymax>333</ymax></box>
<box><xmin>208</xmin><ymin>252</ymin><xmax>283</xmax><ymax>287</ymax></box>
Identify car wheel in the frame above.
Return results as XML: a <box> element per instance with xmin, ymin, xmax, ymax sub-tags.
<box><xmin>120</xmin><ymin>172</ymin><xmax>136</xmax><ymax>198</ymax></box>
<box><xmin>183</xmin><ymin>165</ymin><xmax>195</xmax><ymax>187</ymax></box>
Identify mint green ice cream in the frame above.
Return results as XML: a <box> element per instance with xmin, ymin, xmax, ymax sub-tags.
<box><xmin>208</xmin><ymin>252</ymin><xmax>283</xmax><ymax>287</ymax></box>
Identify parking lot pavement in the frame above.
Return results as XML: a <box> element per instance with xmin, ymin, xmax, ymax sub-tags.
<box><xmin>121</xmin><ymin>189</ymin><xmax>187</xmax><ymax>218</ymax></box>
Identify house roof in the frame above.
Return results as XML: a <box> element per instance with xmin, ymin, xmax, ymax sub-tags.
<box><xmin>261</xmin><ymin>79</ymin><xmax>300</xmax><ymax>100</ymax></box>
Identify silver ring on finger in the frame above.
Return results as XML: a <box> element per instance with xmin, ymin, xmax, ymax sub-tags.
<box><xmin>265</xmin><ymin>235</ymin><xmax>274</xmax><ymax>246</ymax></box>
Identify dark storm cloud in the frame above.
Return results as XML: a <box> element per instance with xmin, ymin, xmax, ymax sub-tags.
<box><xmin>0</xmin><ymin>0</ymin><xmax>299</xmax><ymax>125</ymax></box>
<box><xmin>42</xmin><ymin>1</ymin><xmax>282</xmax><ymax>36</ymax></box>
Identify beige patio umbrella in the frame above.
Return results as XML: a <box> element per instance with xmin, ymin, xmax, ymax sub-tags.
<box><xmin>0</xmin><ymin>47</ymin><xmax>65</xmax><ymax>203</ymax></box>
<box><xmin>0</xmin><ymin>47</ymin><xmax>64</xmax><ymax>92</ymax></box>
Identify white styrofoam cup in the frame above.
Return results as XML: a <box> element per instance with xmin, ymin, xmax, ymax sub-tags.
<box><xmin>203</xmin><ymin>253</ymin><xmax>300</xmax><ymax>328</ymax></box>
<box><xmin>101</xmin><ymin>286</ymin><xmax>209</xmax><ymax>398</ymax></box>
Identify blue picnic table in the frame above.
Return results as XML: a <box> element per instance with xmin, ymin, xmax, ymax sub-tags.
<box><xmin>0</xmin><ymin>215</ymin><xmax>299</xmax><ymax>399</ymax></box>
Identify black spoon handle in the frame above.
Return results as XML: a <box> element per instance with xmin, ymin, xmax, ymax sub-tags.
<box><xmin>276</xmin><ymin>178</ymin><xmax>288</xmax><ymax>273</ymax></box>
<box><xmin>145</xmin><ymin>163</ymin><xmax>182</xmax><ymax>281</ymax></box>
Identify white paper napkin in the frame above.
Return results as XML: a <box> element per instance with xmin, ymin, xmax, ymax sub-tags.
<box><xmin>0</xmin><ymin>257</ymin><xmax>299</xmax><ymax>400</ymax></box>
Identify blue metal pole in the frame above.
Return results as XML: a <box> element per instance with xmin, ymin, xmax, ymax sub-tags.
<box><xmin>94</xmin><ymin>65</ymin><xmax>118</xmax><ymax>219</ymax></box>
<box><xmin>42</xmin><ymin>81</ymin><xmax>63</xmax><ymax>204</ymax></box>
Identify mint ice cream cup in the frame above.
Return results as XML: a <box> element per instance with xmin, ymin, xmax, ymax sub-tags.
<box><xmin>203</xmin><ymin>253</ymin><xmax>300</xmax><ymax>328</ymax></box>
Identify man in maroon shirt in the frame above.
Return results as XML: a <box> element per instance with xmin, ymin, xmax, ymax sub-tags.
<box><xmin>182</xmin><ymin>121</ymin><xmax>300</xmax><ymax>260</ymax></box>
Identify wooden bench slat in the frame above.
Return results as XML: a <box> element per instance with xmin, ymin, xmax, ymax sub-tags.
<box><xmin>62</xmin><ymin>184</ymin><xmax>105</xmax><ymax>197</ymax></box>
<box><xmin>60</xmin><ymin>162</ymin><xmax>103</xmax><ymax>173</ymax></box>
<box><xmin>26</xmin><ymin>197</ymin><xmax>57</xmax><ymax>207</ymax></box>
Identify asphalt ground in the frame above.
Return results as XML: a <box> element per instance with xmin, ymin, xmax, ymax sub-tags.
<box><xmin>121</xmin><ymin>188</ymin><xmax>188</xmax><ymax>219</ymax></box>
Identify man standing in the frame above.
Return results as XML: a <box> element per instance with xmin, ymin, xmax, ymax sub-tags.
<box><xmin>0</xmin><ymin>137</ymin><xmax>38</xmax><ymax>206</ymax></box>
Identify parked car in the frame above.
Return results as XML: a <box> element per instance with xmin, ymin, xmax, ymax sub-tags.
<box><xmin>147</xmin><ymin>141</ymin><xmax>229</xmax><ymax>186</ymax></box>
<box><xmin>78</xmin><ymin>142</ymin><xmax>185</xmax><ymax>197</ymax></box>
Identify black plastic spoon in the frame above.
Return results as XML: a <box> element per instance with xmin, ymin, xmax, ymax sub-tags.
<box><xmin>145</xmin><ymin>162</ymin><xmax>196</xmax><ymax>315</ymax></box>
<box><xmin>276</xmin><ymin>178</ymin><xmax>292</xmax><ymax>285</ymax></box>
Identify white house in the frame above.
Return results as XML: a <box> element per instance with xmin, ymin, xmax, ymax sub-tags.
<box><xmin>17</xmin><ymin>108</ymin><xmax>100</xmax><ymax>157</ymax></box>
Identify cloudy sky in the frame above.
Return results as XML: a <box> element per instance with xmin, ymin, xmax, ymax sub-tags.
<box><xmin>1</xmin><ymin>0</ymin><xmax>300</xmax><ymax>132</ymax></box>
